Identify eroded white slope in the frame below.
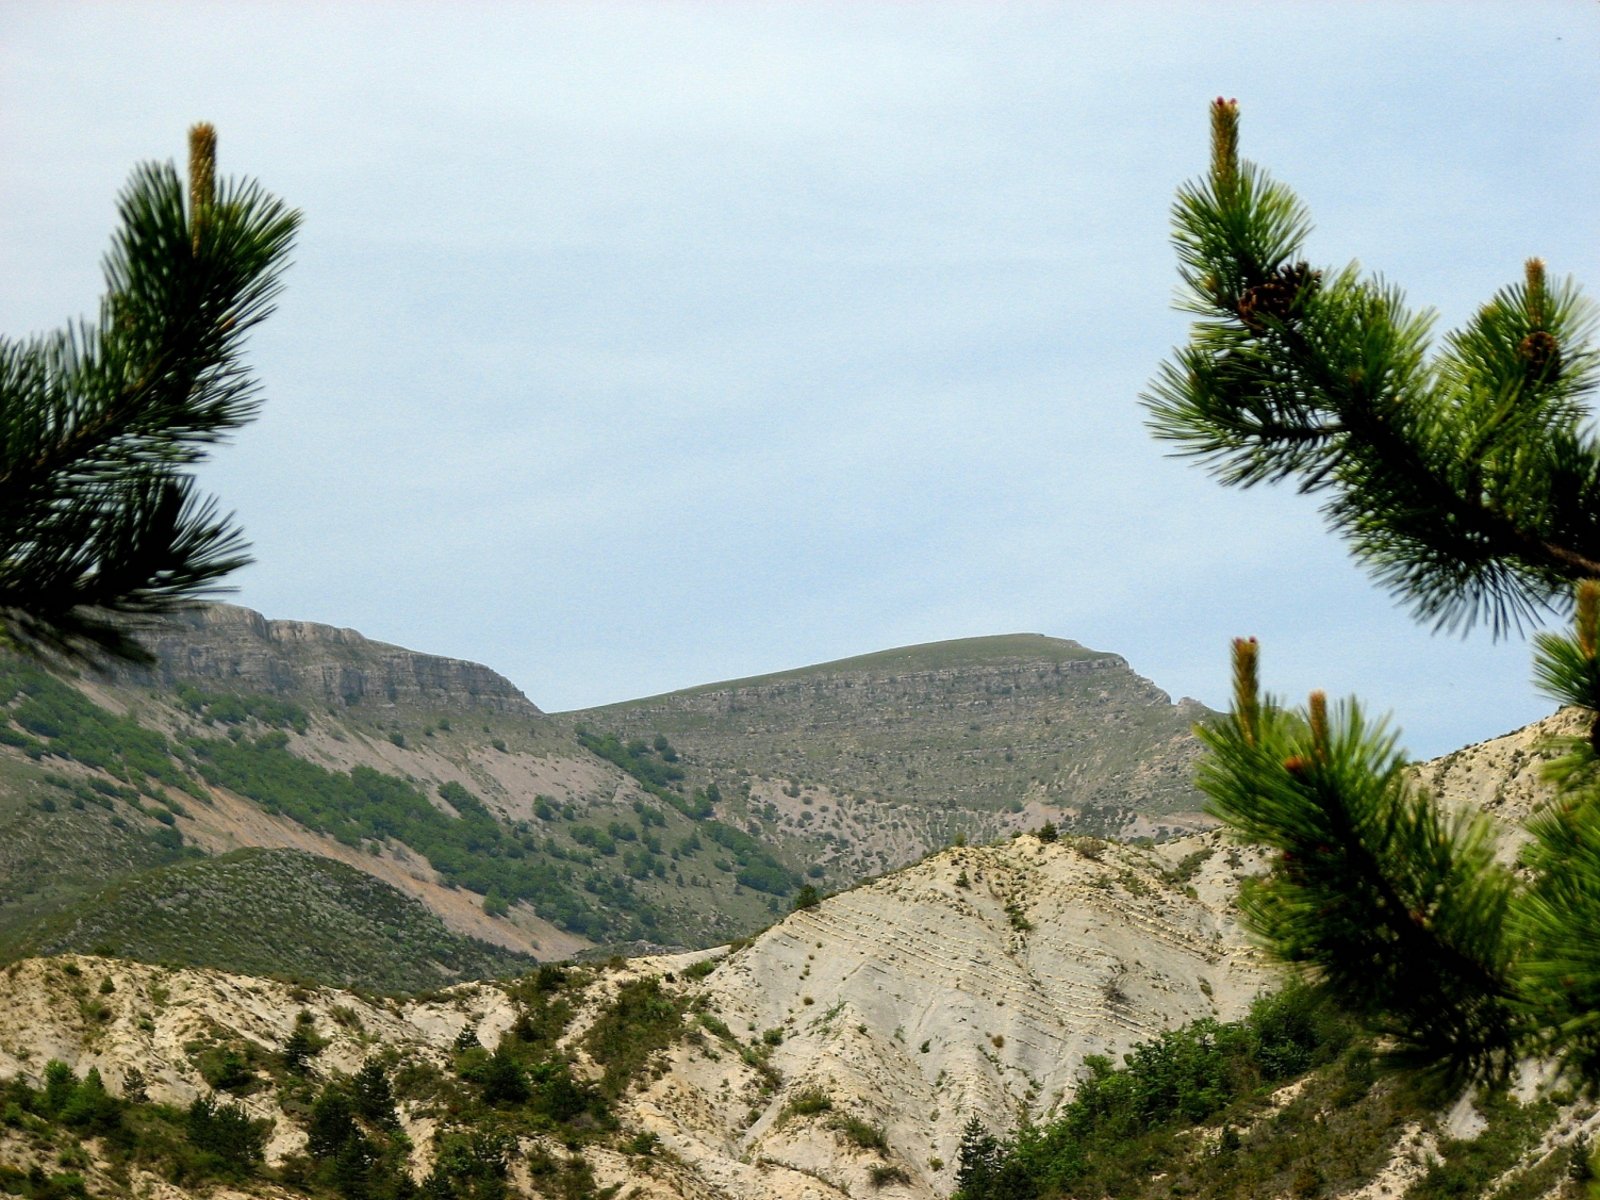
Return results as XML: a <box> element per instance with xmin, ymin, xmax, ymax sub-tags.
<box><xmin>632</xmin><ymin>831</ymin><xmax>1269</xmax><ymax>1199</ymax></box>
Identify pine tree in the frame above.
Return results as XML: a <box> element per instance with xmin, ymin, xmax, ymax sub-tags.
<box><xmin>954</xmin><ymin>1117</ymin><xmax>1004</xmax><ymax>1200</ymax></box>
<box><xmin>1145</xmin><ymin>101</ymin><xmax>1600</xmax><ymax>1090</ymax></box>
<box><xmin>283</xmin><ymin>1021</ymin><xmax>320</xmax><ymax>1076</ymax></box>
<box><xmin>351</xmin><ymin>1059</ymin><xmax>400</xmax><ymax>1130</ymax></box>
<box><xmin>308</xmin><ymin>1083</ymin><xmax>360</xmax><ymax>1160</ymax></box>
<box><xmin>0</xmin><ymin>125</ymin><xmax>298</xmax><ymax>664</ymax></box>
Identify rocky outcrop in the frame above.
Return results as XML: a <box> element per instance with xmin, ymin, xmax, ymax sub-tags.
<box><xmin>109</xmin><ymin>603</ymin><xmax>538</xmax><ymax>714</ymax></box>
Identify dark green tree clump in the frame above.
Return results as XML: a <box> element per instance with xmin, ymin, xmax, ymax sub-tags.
<box><xmin>1</xmin><ymin>126</ymin><xmax>297</xmax><ymax>664</ymax></box>
<box><xmin>1146</xmin><ymin>101</ymin><xmax>1600</xmax><ymax>1090</ymax></box>
<box><xmin>0</xmin><ymin>1058</ymin><xmax>270</xmax><ymax>1189</ymax></box>
<box><xmin>953</xmin><ymin>986</ymin><xmax>1355</xmax><ymax>1200</ymax></box>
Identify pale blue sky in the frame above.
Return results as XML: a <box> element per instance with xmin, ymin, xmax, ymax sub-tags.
<box><xmin>3</xmin><ymin>3</ymin><xmax>1597</xmax><ymax>757</ymax></box>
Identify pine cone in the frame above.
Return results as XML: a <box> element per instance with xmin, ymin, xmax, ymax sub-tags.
<box><xmin>1237</xmin><ymin>262</ymin><xmax>1320</xmax><ymax>333</ymax></box>
<box><xmin>1518</xmin><ymin>330</ymin><xmax>1561</xmax><ymax>380</ymax></box>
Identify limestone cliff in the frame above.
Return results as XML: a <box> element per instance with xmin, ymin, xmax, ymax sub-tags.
<box><xmin>109</xmin><ymin>603</ymin><xmax>538</xmax><ymax>715</ymax></box>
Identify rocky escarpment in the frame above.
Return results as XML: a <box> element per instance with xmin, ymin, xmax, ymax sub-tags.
<box><xmin>110</xmin><ymin>603</ymin><xmax>538</xmax><ymax>715</ymax></box>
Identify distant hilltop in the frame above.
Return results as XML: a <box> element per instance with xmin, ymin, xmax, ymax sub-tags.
<box><xmin>566</xmin><ymin>631</ymin><xmax>1215</xmax><ymax>838</ymax></box>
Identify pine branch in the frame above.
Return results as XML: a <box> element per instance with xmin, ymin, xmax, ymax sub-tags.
<box><xmin>0</xmin><ymin>126</ymin><xmax>298</xmax><ymax>664</ymax></box>
<box><xmin>1200</xmin><ymin>643</ymin><xmax>1524</xmax><ymax>1088</ymax></box>
<box><xmin>1144</xmin><ymin>103</ymin><xmax>1600</xmax><ymax>634</ymax></box>
<box><xmin>1518</xmin><ymin>780</ymin><xmax>1600</xmax><ymax>1084</ymax></box>
<box><xmin>1158</xmin><ymin>105</ymin><xmax>1600</xmax><ymax>1095</ymax></box>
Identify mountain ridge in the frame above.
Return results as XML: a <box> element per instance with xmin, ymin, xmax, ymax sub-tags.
<box><xmin>1</xmin><ymin>604</ymin><xmax>1216</xmax><ymax>984</ymax></box>
<box><xmin>571</xmin><ymin>633</ymin><xmax>1122</xmax><ymax>710</ymax></box>
<box><xmin>565</xmin><ymin>627</ymin><xmax>1213</xmax><ymax>847</ymax></box>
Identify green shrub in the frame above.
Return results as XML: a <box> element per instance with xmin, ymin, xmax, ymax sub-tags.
<box><xmin>186</xmin><ymin>1094</ymin><xmax>269</xmax><ymax>1173</ymax></box>
<box><xmin>305</xmin><ymin>1085</ymin><xmax>358</xmax><ymax>1159</ymax></box>
<box><xmin>831</xmin><ymin>1113</ymin><xmax>889</xmax><ymax>1152</ymax></box>
<box><xmin>783</xmin><ymin>1088</ymin><xmax>833</xmax><ymax>1119</ymax></box>
<box><xmin>196</xmin><ymin>1046</ymin><xmax>257</xmax><ymax>1093</ymax></box>
<box><xmin>351</xmin><ymin>1061</ymin><xmax>400</xmax><ymax>1130</ymax></box>
<box><xmin>625</xmin><ymin>1130</ymin><xmax>660</xmax><ymax>1156</ymax></box>
<box><xmin>1075</xmin><ymin>837</ymin><xmax>1107</xmax><ymax>861</ymax></box>
<box><xmin>282</xmin><ymin>1014</ymin><xmax>325</xmax><ymax>1076</ymax></box>
<box><xmin>1166</xmin><ymin>847</ymin><xmax>1215</xmax><ymax>886</ymax></box>
<box><xmin>475</xmin><ymin>1048</ymin><xmax>530</xmax><ymax>1106</ymax></box>
<box><xmin>582</xmin><ymin>977</ymin><xmax>688</xmax><ymax>1097</ymax></box>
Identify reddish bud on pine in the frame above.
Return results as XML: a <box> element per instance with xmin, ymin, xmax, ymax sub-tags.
<box><xmin>1232</xmin><ymin>637</ymin><xmax>1261</xmax><ymax>746</ymax></box>
<box><xmin>1210</xmin><ymin>99</ymin><xmax>1240</xmax><ymax>192</ymax></box>
<box><xmin>1308</xmin><ymin>690</ymin><xmax>1329</xmax><ymax>761</ymax></box>
<box><xmin>1519</xmin><ymin>330</ymin><xmax>1560</xmax><ymax>379</ymax></box>
<box><xmin>189</xmin><ymin>123</ymin><xmax>217</xmax><ymax>254</ymax></box>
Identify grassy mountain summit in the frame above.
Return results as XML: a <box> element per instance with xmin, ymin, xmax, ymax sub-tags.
<box><xmin>618</xmin><ymin>633</ymin><xmax>1114</xmax><ymax>699</ymax></box>
<box><xmin>566</xmin><ymin>633</ymin><xmax>1214</xmax><ymax>863</ymax></box>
